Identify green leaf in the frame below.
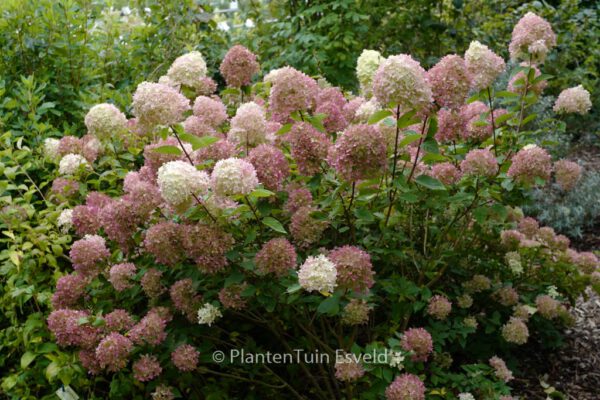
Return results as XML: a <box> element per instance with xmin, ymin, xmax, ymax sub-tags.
<box><xmin>367</xmin><ymin>109</ymin><xmax>392</xmax><ymax>124</ymax></box>
<box><xmin>286</xmin><ymin>283</ymin><xmax>301</xmax><ymax>294</ymax></box>
<box><xmin>153</xmin><ymin>145</ymin><xmax>182</xmax><ymax>155</ymax></box>
<box><xmin>415</xmin><ymin>175</ymin><xmax>446</xmax><ymax>190</ymax></box>
<box><xmin>317</xmin><ymin>294</ymin><xmax>340</xmax><ymax>315</ymax></box>
<box><xmin>45</xmin><ymin>361</ymin><xmax>60</xmax><ymax>381</ymax></box>
<box><xmin>426</xmin><ymin>116</ymin><xmax>438</xmax><ymax>138</ymax></box>
<box><xmin>276</xmin><ymin>123</ymin><xmax>292</xmax><ymax>136</ymax></box>
<box><xmin>398</xmin><ymin>134</ymin><xmax>421</xmax><ymax>147</ymax></box>
<box><xmin>20</xmin><ymin>351</ymin><xmax>36</xmax><ymax>369</ymax></box>
<box><xmin>262</xmin><ymin>217</ymin><xmax>286</xmax><ymax>233</ymax></box>
<box><xmin>397</xmin><ymin>110</ymin><xmax>419</xmax><ymax>128</ymax></box>
<box><xmin>308</xmin><ymin>115</ymin><xmax>326</xmax><ymax>132</ymax></box>
<box><xmin>179</xmin><ymin>134</ymin><xmax>219</xmax><ymax>151</ymax></box>
<box><xmin>250</xmin><ymin>188</ymin><xmax>275</xmax><ymax>198</ymax></box>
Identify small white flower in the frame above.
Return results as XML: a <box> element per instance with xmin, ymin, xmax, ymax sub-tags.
<box><xmin>387</xmin><ymin>351</ymin><xmax>405</xmax><ymax>370</ymax></box>
<box><xmin>459</xmin><ymin>393</ymin><xmax>476</xmax><ymax>400</ymax></box>
<box><xmin>57</xmin><ymin>209</ymin><xmax>73</xmax><ymax>232</ymax></box>
<box><xmin>59</xmin><ymin>154</ymin><xmax>89</xmax><ymax>175</ymax></box>
<box><xmin>197</xmin><ymin>303</ymin><xmax>222</xmax><ymax>326</ymax></box>
<box><xmin>43</xmin><ymin>138</ymin><xmax>60</xmax><ymax>161</ymax></box>
<box><xmin>167</xmin><ymin>51</ymin><xmax>208</xmax><ymax>89</ymax></box>
<box><xmin>547</xmin><ymin>285</ymin><xmax>559</xmax><ymax>299</ymax></box>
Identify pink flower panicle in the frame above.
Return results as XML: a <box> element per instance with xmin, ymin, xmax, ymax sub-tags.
<box><xmin>427</xmin><ymin>295</ymin><xmax>452</xmax><ymax>320</ymax></box>
<box><xmin>170</xmin><ymin>279</ymin><xmax>202</xmax><ymax>322</ymax></box>
<box><xmin>460</xmin><ymin>148</ymin><xmax>498</xmax><ymax>177</ymax></box>
<box><xmin>255</xmin><ymin>238</ymin><xmax>298</xmax><ymax>276</ymax></box>
<box><xmin>489</xmin><ymin>356</ymin><xmax>514</xmax><ymax>382</ymax></box>
<box><xmin>507</xmin><ymin>145</ymin><xmax>552</xmax><ymax>184</ymax></box>
<box><xmin>51</xmin><ymin>273</ymin><xmax>87</xmax><ymax>309</ymax></box>
<box><xmin>128</xmin><ymin>311</ymin><xmax>167</xmax><ymax>346</ymax></box>
<box><xmin>427</xmin><ymin>54</ymin><xmax>470</xmax><ymax>109</ymax></box>
<box><xmin>220</xmin><ymin>45</ymin><xmax>260</xmax><ymax>88</ymax></box>
<box><xmin>268</xmin><ymin>66</ymin><xmax>318</xmax><ymax>118</ymax></box>
<box><xmin>144</xmin><ymin>222</ymin><xmax>184</xmax><ymax>266</ymax></box>
<box><xmin>248</xmin><ymin>144</ymin><xmax>290</xmax><ymax>191</ymax></box>
<box><xmin>328</xmin><ymin>246</ymin><xmax>374</xmax><ymax>293</ymax></box>
<box><xmin>509</xmin><ymin>12</ymin><xmax>556</xmax><ymax>62</ymax></box>
<box><xmin>108</xmin><ymin>263</ymin><xmax>137</xmax><ymax>292</ymax></box>
<box><xmin>287</xmin><ymin>122</ymin><xmax>331</xmax><ymax>175</ymax></box>
<box><xmin>192</xmin><ymin>95</ymin><xmax>228</xmax><ymax>128</ymax></box>
<box><xmin>400</xmin><ymin>327</ymin><xmax>433</xmax><ymax>362</ymax></box>
<box><xmin>385</xmin><ymin>373</ymin><xmax>426</xmax><ymax>400</ymax></box>
<box><xmin>328</xmin><ymin>124</ymin><xmax>387</xmax><ymax>182</ymax></box>
<box><xmin>132</xmin><ymin>354</ymin><xmax>162</xmax><ymax>382</ymax></box>
<box><xmin>373</xmin><ymin>54</ymin><xmax>432</xmax><ymax>112</ymax></box>
<box><xmin>171</xmin><ymin>344</ymin><xmax>200</xmax><ymax>372</ymax></box>
<box><xmin>69</xmin><ymin>235</ymin><xmax>110</xmax><ymax>278</ymax></box>
<box><xmin>95</xmin><ymin>332</ymin><xmax>133</xmax><ymax>372</ymax></box>
<box><xmin>553</xmin><ymin>159</ymin><xmax>582</xmax><ymax>191</ymax></box>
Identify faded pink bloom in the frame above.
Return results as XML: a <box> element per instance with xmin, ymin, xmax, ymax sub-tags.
<box><xmin>509</xmin><ymin>12</ymin><xmax>556</xmax><ymax>62</ymax></box>
<box><xmin>553</xmin><ymin>160</ymin><xmax>582</xmax><ymax>191</ymax></box>
<box><xmin>268</xmin><ymin>67</ymin><xmax>318</xmax><ymax>118</ymax></box>
<box><xmin>553</xmin><ymin>85</ymin><xmax>592</xmax><ymax>115</ymax></box>
<box><xmin>192</xmin><ymin>96</ymin><xmax>228</xmax><ymax>128</ymax></box>
<box><xmin>255</xmin><ymin>238</ymin><xmax>298</xmax><ymax>276</ymax></box>
<box><xmin>465</xmin><ymin>41</ymin><xmax>505</xmax><ymax>90</ymax></box>
<box><xmin>287</xmin><ymin>122</ymin><xmax>331</xmax><ymax>175</ymax></box>
<box><xmin>133</xmin><ymin>354</ymin><xmax>162</xmax><ymax>382</ymax></box>
<box><xmin>430</xmin><ymin>162</ymin><xmax>462</xmax><ymax>185</ymax></box>
<box><xmin>220</xmin><ymin>45</ymin><xmax>260</xmax><ymax>87</ymax></box>
<box><xmin>108</xmin><ymin>263</ymin><xmax>137</xmax><ymax>292</ymax></box>
<box><xmin>51</xmin><ymin>273</ymin><xmax>87</xmax><ymax>309</ymax></box>
<box><xmin>460</xmin><ymin>148</ymin><xmax>498</xmax><ymax>177</ymax></box>
<box><xmin>328</xmin><ymin>246</ymin><xmax>374</xmax><ymax>293</ymax></box>
<box><xmin>95</xmin><ymin>332</ymin><xmax>133</xmax><ymax>372</ymax></box>
<box><xmin>170</xmin><ymin>279</ymin><xmax>202</xmax><ymax>321</ymax></box>
<box><xmin>385</xmin><ymin>373</ymin><xmax>426</xmax><ymax>400</ymax></box>
<box><xmin>508</xmin><ymin>145</ymin><xmax>552</xmax><ymax>184</ymax></box>
<box><xmin>171</xmin><ymin>344</ymin><xmax>200</xmax><ymax>372</ymax></box>
<box><xmin>427</xmin><ymin>295</ymin><xmax>452</xmax><ymax>320</ymax></box>
<box><xmin>69</xmin><ymin>235</ymin><xmax>110</xmax><ymax>278</ymax></box>
<box><xmin>328</xmin><ymin>124</ymin><xmax>387</xmax><ymax>182</ymax></box>
<box><xmin>248</xmin><ymin>144</ymin><xmax>289</xmax><ymax>191</ymax></box>
<box><xmin>373</xmin><ymin>54</ymin><xmax>432</xmax><ymax>112</ymax></box>
<box><xmin>489</xmin><ymin>356</ymin><xmax>514</xmax><ymax>382</ymax></box>
<box><xmin>400</xmin><ymin>327</ymin><xmax>433</xmax><ymax>362</ymax></box>
<box><xmin>427</xmin><ymin>55</ymin><xmax>470</xmax><ymax>109</ymax></box>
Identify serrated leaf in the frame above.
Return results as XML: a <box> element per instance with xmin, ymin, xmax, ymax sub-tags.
<box><xmin>415</xmin><ymin>175</ymin><xmax>446</xmax><ymax>190</ymax></box>
<box><xmin>367</xmin><ymin>109</ymin><xmax>392</xmax><ymax>124</ymax></box>
<box><xmin>262</xmin><ymin>217</ymin><xmax>286</xmax><ymax>233</ymax></box>
<box><xmin>153</xmin><ymin>145</ymin><xmax>182</xmax><ymax>155</ymax></box>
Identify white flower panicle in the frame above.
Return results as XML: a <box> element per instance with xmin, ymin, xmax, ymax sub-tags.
<box><xmin>298</xmin><ymin>255</ymin><xmax>337</xmax><ymax>294</ymax></box>
<box><xmin>157</xmin><ymin>160</ymin><xmax>210</xmax><ymax>207</ymax></box>
<box><xmin>59</xmin><ymin>154</ymin><xmax>89</xmax><ymax>175</ymax></box>
<box><xmin>197</xmin><ymin>303</ymin><xmax>222</xmax><ymax>326</ymax></box>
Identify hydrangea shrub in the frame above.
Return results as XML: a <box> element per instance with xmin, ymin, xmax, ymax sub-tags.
<box><xmin>45</xmin><ymin>13</ymin><xmax>597</xmax><ymax>400</ymax></box>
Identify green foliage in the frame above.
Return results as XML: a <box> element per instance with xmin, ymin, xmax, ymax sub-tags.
<box><xmin>0</xmin><ymin>0</ymin><xmax>227</xmax><ymax>132</ymax></box>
